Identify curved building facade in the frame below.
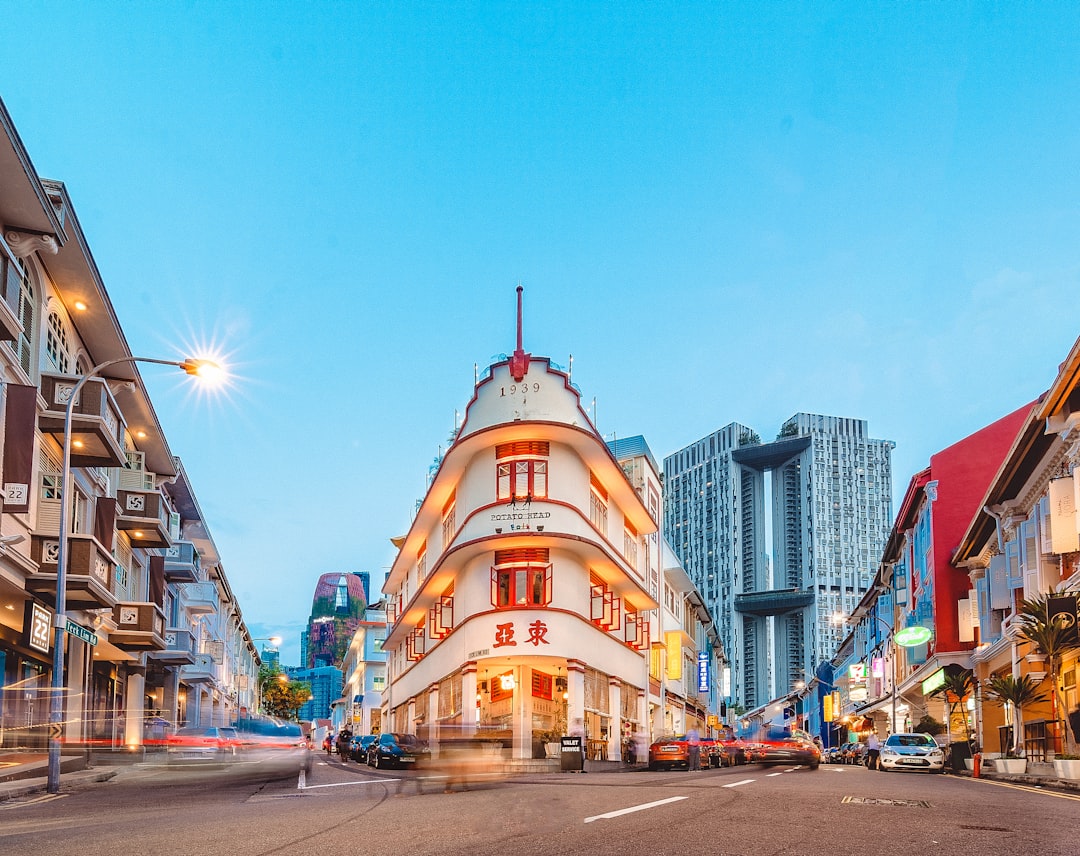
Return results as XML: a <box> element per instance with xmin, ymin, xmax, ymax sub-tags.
<box><xmin>382</xmin><ymin>298</ymin><xmax>659</xmax><ymax>762</ymax></box>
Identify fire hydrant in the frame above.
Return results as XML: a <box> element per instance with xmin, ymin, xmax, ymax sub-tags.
<box><xmin>972</xmin><ymin>752</ymin><xmax>981</xmax><ymax>778</ymax></box>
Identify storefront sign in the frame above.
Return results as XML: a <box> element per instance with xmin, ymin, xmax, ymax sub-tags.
<box><xmin>25</xmin><ymin>601</ymin><xmax>52</xmax><ymax>654</ymax></box>
<box><xmin>921</xmin><ymin>667</ymin><xmax>946</xmax><ymax>695</ymax></box>
<box><xmin>1048</xmin><ymin>476</ymin><xmax>1079</xmax><ymax>554</ymax></box>
<box><xmin>697</xmin><ymin>651</ymin><xmax>709</xmax><ymax>694</ymax></box>
<box><xmin>1048</xmin><ymin>593</ymin><xmax>1079</xmax><ymax>644</ymax></box>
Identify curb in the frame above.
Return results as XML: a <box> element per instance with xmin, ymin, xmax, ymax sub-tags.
<box><xmin>0</xmin><ymin>768</ymin><xmax>118</xmax><ymax>802</ymax></box>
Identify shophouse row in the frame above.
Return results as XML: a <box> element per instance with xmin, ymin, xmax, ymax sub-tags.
<box><xmin>799</xmin><ymin>333</ymin><xmax>1080</xmax><ymax>764</ymax></box>
<box><xmin>0</xmin><ymin>97</ymin><xmax>260</xmax><ymax>753</ymax></box>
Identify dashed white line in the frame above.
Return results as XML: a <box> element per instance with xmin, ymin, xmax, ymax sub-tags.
<box><xmin>584</xmin><ymin>796</ymin><xmax>688</xmax><ymax>823</ymax></box>
<box><xmin>722</xmin><ymin>779</ymin><xmax>756</xmax><ymax>788</ymax></box>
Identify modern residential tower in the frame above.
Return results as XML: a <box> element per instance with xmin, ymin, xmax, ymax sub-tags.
<box><xmin>663</xmin><ymin>414</ymin><xmax>894</xmax><ymax>711</ymax></box>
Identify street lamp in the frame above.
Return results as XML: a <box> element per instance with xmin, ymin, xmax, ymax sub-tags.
<box><xmin>48</xmin><ymin>355</ymin><xmax>221</xmax><ymax>794</ymax></box>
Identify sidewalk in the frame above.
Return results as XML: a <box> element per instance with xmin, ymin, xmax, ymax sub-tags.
<box><xmin>956</xmin><ymin>760</ymin><xmax>1080</xmax><ymax>793</ymax></box>
<box><xmin>0</xmin><ymin>753</ymin><xmax>119</xmax><ymax>801</ymax></box>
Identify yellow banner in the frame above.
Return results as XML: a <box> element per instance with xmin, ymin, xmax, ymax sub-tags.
<box><xmin>665</xmin><ymin>631</ymin><xmax>682</xmax><ymax>680</ymax></box>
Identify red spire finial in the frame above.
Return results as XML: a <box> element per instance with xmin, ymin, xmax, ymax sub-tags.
<box><xmin>509</xmin><ymin>283</ymin><xmax>530</xmax><ymax>382</ymax></box>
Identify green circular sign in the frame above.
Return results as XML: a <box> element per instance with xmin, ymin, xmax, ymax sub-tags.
<box><xmin>894</xmin><ymin>625</ymin><xmax>933</xmax><ymax>647</ymax></box>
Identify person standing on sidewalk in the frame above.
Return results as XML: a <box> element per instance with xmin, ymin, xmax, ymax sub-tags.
<box><xmin>866</xmin><ymin>731</ymin><xmax>881</xmax><ymax>770</ymax></box>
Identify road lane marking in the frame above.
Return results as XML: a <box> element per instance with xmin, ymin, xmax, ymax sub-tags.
<box><xmin>584</xmin><ymin>796</ymin><xmax>688</xmax><ymax>823</ymax></box>
<box><xmin>298</xmin><ymin>779</ymin><xmax>401</xmax><ymax>789</ymax></box>
<box><xmin>723</xmin><ymin>779</ymin><xmax>755</xmax><ymax>788</ymax></box>
<box><xmin>970</xmin><ymin>778</ymin><xmax>1080</xmax><ymax>802</ymax></box>
<box><xmin>766</xmin><ymin>772</ymin><xmax>784</xmax><ymax>777</ymax></box>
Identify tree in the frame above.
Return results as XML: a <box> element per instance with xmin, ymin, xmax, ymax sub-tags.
<box><xmin>258</xmin><ymin>663</ymin><xmax>311</xmax><ymax>722</ymax></box>
<box><xmin>928</xmin><ymin>668</ymin><xmax>974</xmax><ymax>741</ymax></box>
<box><xmin>1016</xmin><ymin>593</ymin><xmax>1080</xmax><ymax>752</ymax></box>
<box><xmin>984</xmin><ymin>674</ymin><xmax>1048</xmax><ymax>756</ymax></box>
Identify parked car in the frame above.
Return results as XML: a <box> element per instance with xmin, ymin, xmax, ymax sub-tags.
<box><xmin>349</xmin><ymin>734</ymin><xmax>378</xmax><ymax>762</ymax></box>
<box><xmin>367</xmin><ymin>732</ymin><xmax>430</xmax><ymax>769</ymax></box>
<box><xmin>876</xmin><ymin>733</ymin><xmax>945</xmax><ymax>773</ymax></box>
<box><xmin>753</xmin><ymin>725</ymin><xmax>821</xmax><ymax>769</ymax></box>
<box><xmin>647</xmin><ymin>735</ymin><xmax>707</xmax><ymax>771</ymax></box>
<box><xmin>166</xmin><ymin>726</ymin><xmax>241</xmax><ymax>763</ymax></box>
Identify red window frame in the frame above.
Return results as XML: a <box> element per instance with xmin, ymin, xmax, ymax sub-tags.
<box><xmin>490</xmin><ymin>564</ymin><xmax>552</xmax><ymax>608</ymax></box>
<box><xmin>406</xmin><ymin>625</ymin><xmax>426</xmax><ymax>661</ymax></box>
<box><xmin>624</xmin><ymin>608</ymin><xmax>649</xmax><ymax>650</ymax></box>
<box><xmin>497</xmin><ymin>458</ymin><xmax>548</xmax><ymax>502</ymax></box>
<box><xmin>590</xmin><ymin>583</ymin><xmax>622</xmax><ymax>630</ymax></box>
<box><xmin>429</xmin><ymin>594</ymin><xmax>453</xmax><ymax>639</ymax></box>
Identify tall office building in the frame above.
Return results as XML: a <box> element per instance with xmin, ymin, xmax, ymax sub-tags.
<box><xmin>305</xmin><ymin>573</ymin><xmax>369</xmax><ymax>668</ymax></box>
<box><xmin>663</xmin><ymin>414</ymin><xmax>894</xmax><ymax>711</ymax></box>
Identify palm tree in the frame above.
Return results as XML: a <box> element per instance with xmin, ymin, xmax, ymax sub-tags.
<box><xmin>928</xmin><ymin>668</ymin><xmax>974</xmax><ymax>741</ymax></box>
<box><xmin>1017</xmin><ymin>593</ymin><xmax>1080</xmax><ymax>752</ymax></box>
<box><xmin>984</xmin><ymin>674</ymin><xmax>1048</xmax><ymax>756</ymax></box>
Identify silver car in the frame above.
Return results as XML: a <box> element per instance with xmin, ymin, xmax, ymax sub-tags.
<box><xmin>876</xmin><ymin>733</ymin><xmax>945</xmax><ymax>773</ymax></box>
<box><xmin>165</xmin><ymin>726</ymin><xmax>240</xmax><ymax>763</ymax></box>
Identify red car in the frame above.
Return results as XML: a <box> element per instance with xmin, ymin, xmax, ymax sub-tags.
<box><xmin>648</xmin><ymin>735</ymin><xmax>710</xmax><ymax>770</ymax></box>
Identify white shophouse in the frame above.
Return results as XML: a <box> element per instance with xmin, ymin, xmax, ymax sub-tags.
<box><xmin>381</xmin><ymin>293</ymin><xmax>658</xmax><ymax>763</ymax></box>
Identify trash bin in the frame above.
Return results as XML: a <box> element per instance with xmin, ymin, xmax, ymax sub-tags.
<box><xmin>949</xmin><ymin>739</ymin><xmax>972</xmax><ymax>773</ymax></box>
<box><xmin>560</xmin><ymin>736</ymin><xmax>585</xmax><ymax>772</ymax></box>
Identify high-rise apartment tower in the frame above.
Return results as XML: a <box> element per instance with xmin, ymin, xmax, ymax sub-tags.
<box><xmin>663</xmin><ymin>414</ymin><xmax>894</xmax><ymax>711</ymax></box>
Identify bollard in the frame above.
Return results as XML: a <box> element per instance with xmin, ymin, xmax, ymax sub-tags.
<box><xmin>972</xmin><ymin>752</ymin><xmax>981</xmax><ymax>778</ymax></box>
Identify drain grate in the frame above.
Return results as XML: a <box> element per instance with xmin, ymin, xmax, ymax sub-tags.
<box><xmin>842</xmin><ymin>796</ymin><xmax>931</xmax><ymax>807</ymax></box>
<box><xmin>958</xmin><ymin>825</ymin><xmax>1011</xmax><ymax>832</ymax></box>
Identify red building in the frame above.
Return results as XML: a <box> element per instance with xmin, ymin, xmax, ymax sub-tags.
<box><xmin>883</xmin><ymin>402</ymin><xmax>1033</xmax><ymax>731</ymax></box>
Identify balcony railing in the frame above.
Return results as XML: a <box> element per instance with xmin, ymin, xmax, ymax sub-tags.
<box><xmin>109</xmin><ymin>602</ymin><xmax>167</xmax><ymax>650</ymax></box>
<box><xmin>179</xmin><ymin>580</ymin><xmax>218</xmax><ymax>615</ymax></box>
<box><xmin>115</xmin><ymin>489</ymin><xmax>173</xmax><ymax>548</ymax></box>
<box><xmin>27</xmin><ymin>533</ymin><xmax>117</xmax><ymax>610</ymax></box>
<box><xmin>37</xmin><ymin>373</ymin><xmax>126</xmax><ymax>468</ymax></box>
<box><xmin>162</xmin><ymin>541</ymin><xmax>200</xmax><ymax>583</ymax></box>
<box><xmin>179</xmin><ymin>653</ymin><xmax>218</xmax><ymax>684</ymax></box>
<box><xmin>149</xmin><ymin>627</ymin><xmax>197</xmax><ymax>665</ymax></box>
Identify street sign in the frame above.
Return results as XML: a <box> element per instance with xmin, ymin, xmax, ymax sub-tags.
<box><xmin>49</xmin><ymin>723</ymin><xmax>62</xmax><ymax>739</ymax></box>
<box><xmin>65</xmin><ymin>619</ymin><xmax>98</xmax><ymax>647</ymax></box>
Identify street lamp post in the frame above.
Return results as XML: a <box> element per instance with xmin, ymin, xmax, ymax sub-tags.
<box><xmin>47</xmin><ymin>356</ymin><xmax>219</xmax><ymax>794</ymax></box>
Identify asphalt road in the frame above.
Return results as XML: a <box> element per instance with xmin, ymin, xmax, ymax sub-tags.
<box><xmin>1</xmin><ymin>755</ymin><xmax>1077</xmax><ymax>856</ymax></box>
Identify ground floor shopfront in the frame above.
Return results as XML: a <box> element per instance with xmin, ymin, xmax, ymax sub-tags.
<box><xmin>388</xmin><ymin>655</ymin><xmax>647</xmax><ymax>762</ymax></box>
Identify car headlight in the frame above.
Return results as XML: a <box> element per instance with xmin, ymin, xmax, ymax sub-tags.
<box><xmin>929</xmin><ymin>750</ymin><xmax>943</xmax><ymax>758</ymax></box>
<box><xmin>881</xmin><ymin>749</ymin><xmax>899</xmax><ymax>757</ymax></box>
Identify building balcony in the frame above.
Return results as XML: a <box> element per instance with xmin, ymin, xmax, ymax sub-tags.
<box><xmin>109</xmin><ymin>602</ymin><xmax>167</xmax><ymax>650</ymax></box>
<box><xmin>115</xmin><ymin>489</ymin><xmax>173</xmax><ymax>548</ymax></box>
<box><xmin>149</xmin><ymin>627</ymin><xmax>196</xmax><ymax>665</ymax></box>
<box><xmin>162</xmin><ymin>541</ymin><xmax>200</xmax><ymax>583</ymax></box>
<box><xmin>179</xmin><ymin>580</ymin><xmax>218</xmax><ymax>615</ymax></box>
<box><xmin>27</xmin><ymin>533</ymin><xmax>117</xmax><ymax>610</ymax></box>
<box><xmin>37</xmin><ymin>373</ymin><xmax>126</xmax><ymax>468</ymax></box>
<box><xmin>179</xmin><ymin>653</ymin><xmax>218</xmax><ymax>684</ymax></box>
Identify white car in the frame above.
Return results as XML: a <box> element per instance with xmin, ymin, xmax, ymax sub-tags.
<box><xmin>876</xmin><ymin>733</ymin><xmax>945</xmax><ymax>773</ymax></box>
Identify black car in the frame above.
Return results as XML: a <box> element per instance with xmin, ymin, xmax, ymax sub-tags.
<box><xmin>349</xmin><ymin>734</ymin><xmax>377</xmax><ymax>762</ymax></box>
<box><xmin>367</xmin><ymin>732</ymin><xmax>430</xmax><ymax>769</ymax></box>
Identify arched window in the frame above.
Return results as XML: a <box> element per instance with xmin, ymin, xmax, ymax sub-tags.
<box><xmin>46</xmin><ymin>310</ymin><xmax>71</xmax><ymax>373</ymax></box>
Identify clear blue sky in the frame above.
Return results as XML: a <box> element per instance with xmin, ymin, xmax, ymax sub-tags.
<box><xmin>3</xmin><ymin>2</ymin><xmax>1078</xmax><ymax>667</ymax></box>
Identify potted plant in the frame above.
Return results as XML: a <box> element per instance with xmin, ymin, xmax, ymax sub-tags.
<box><xmin>984</xmin><ymin>673</ymin><xmax>1048</xmax><ymax>773</ymax></box>
<box><xmin>1053</xmin><ymin>753</ymin><xmax>1080</xmax><ymax>779</ymax></box>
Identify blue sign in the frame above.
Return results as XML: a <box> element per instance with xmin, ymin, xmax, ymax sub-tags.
<box><xmin>697</xmin><ymin>651</ymin><xmax>709</xmax><ymax>694</ymax></box>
